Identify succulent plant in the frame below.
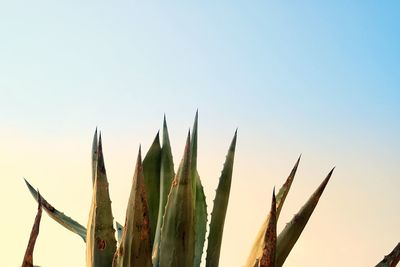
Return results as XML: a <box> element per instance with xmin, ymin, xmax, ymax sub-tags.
<box><xmin>23</xmin><ymin>113</ymin><xmax>344</xmax><ymax>267</ymax></box>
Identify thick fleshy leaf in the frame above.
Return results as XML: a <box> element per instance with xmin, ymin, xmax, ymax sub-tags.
<box><xmin>152</xmin><ymin>116</ymin><xmax>175</xmax><ymax>267</ymax></box>
<box><xmin>112</xmin><ymin>148</ymin><xmax>152</xmax><ymax>267</ymax></box>
<box><xmin>22</xmin><ymin>192</ymin><xmax>43</xmax><ymax>267</ymax></box>
<box><xmin>245</xmin><ymin>156</ymin><xmax>301</xmax><ymax>267</ymax></box>
<box><xmin>194</xmin><ymin>172</ymin><xmax>207</xmax><ymax>267</ymax></box>
<box><xmin>189</xmin><ymin>111</ymin><xmax>208</xmax><ymax>267</ymax></box>
<box><xmin>143</xmin><ymin>132</ymin><xmax>161</xmax><ymax>247</ymax></box>
<box><xmin>375</xmin><ymin>243</ymin><xmax>400</xmax><ymax>267</ymax></box>
<box><xmin>190</xmin><ymin>111</ymin><xmax>198</xmax><ymax>202</ymax></box>
<box><xmin>159</xmin><ymin>132</ymin><xmax>195</xmax><ymax>267</ymax></box>
<box><xmin>205</xmin><ymin>130</ymin><xmax>237</xmax><ymax>267</ymax></box>
<box><xmin>259</xmin><ymin>190</ymin><xmax>277</xmax><ymax>267</ymax></box>
<box><xmin>24</xmin><ymin>178</ymin><xmax>87</xmax><ymax>242</ymax></box>
<box><xmin>275</xmin><ymin>168</ymin><xmax>334</xmax><ymax>267</ymax></box>
<box><xmin>86</xmin><ymin>134</ymin><xmax>117</xmax><ymax>267</ymax></box>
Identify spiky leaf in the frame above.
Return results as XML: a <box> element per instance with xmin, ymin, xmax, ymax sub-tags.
<box><xmin>152</xmin><ymin>116</ymin><xmax>175</xmax><ymax>267</ymax></box>
<box><xmin>143</xmin><ymin>132</ymin><xmax>161</xmax><ymax>247</ymax></box>
<box><xmin>275</xmin><ymin>168</ymin><xmax>334</xmax><ymax>267</ymax></box>
<box><xmin>86</xmin><ymin>134</ymin><xmax>117</xmax><ymax>267</ymax></box>
<box><xmin>245</xmin><ymin>156</ymin><xmax>300</xmax><ymax>267</ymax></box>
<box><xmin>375</xmin><ymin>243</ymin><xmax>400</xmax><ymax>267</ymax></box>
<box><xmin>259</xmin><ymin>190</ymin><xmax>277</xmax><ymax>267</ymax></box>
<box><xmin>205</xmin><ymin>130</ymin><xmax>237</xmax><ymax>267</ymax></box>
<box><xmin>92</xmin><ymin>128</ymin><xmax>98</xmax><ymax>185</ymax></box>
<box><xmin>24</xmin><ymin>178</ymin><xmax>87</xmax><ymax>242</ymax></box>
<box><xmin>194</xmin><ymin>172</ymin><xmax>207</xmax><ymax>267</ymax></box>
<box><xmin>112</xmin><ymin>148</ymin><xmax>152</xmax><ymax>267</ymax></box>
<box><xmin>189</xmin><ymin>111</ymin><xmax>208</xmax><ymax>267</ymax></box>
<box><xmin>22</xmin><ymin>192</ymin><xmax>43</xmax><ymax>267</ymax></box>
<box><xmin>159</xmin><ymin>132</ymin><xmax>195</xmax><ymax>267</ymax></box>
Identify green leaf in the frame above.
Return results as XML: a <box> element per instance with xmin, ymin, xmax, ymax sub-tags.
<box><xmin>152</xmin><ymin>116</ymin><xmax>175</xmax><ymax>267</ymax></box>
<box><xmin>194</xmin><ymin>172</ymin><xmax>207</xmax><ymax>267</ymax></box>
<box><xmin>112</xmin><ymin>148</ymin><xmax>152</xmax><ymax>267</ymax></box>
<box><xmin>275</xmin><ymin>168</ymin><xmax>334</xmax><ymax>267</ymax></box>
<box><xmin>24</xmin><ymin>178</ymin><xmax>87</xmax><ymax>242</ymax></box>
<box><xmin>375</xmin><ymin>243</ymin><xmax>400</xmax><ymax>267</ymax></box>
<box><xmin>142</xmin><ymin>132</ymin><xmax>161</xmax><ymax>248</ymax></box>
<box><xmin>245</xmin><ymin>156</ymin><xmax>301</xmax><ymax>267</ymax></box>
<box><xmin>205</xmin><ymin>130</ymin><xmax>237</xmax><ymax>267</ymax></box>
<box><xmin>259</xmin><ymin>190</ymin><xmax>277</xmax><ymax>267</ymax></box>
<box><xmin>86</xmin><ymin>133</ymin><xmax>117</xmax><ymax>267</ymax></box>
<box><xmin>190</xmin><ymin>112</ymin><xmax>208</xmax><ymax>267</ymax></box>
<box><xmin>190</xmin><ymin>111</ymin><xmax>198</xmax><ymax>202</ymax></box>
<box><xmin>22</xmin><ymin>192</ymin><xmax>43</xmax><ymax>267</ymax></box>
<box><xmin>159</xmin><ymin>132</ymin><xmax>195</xmax><ymax>267</ymax></box>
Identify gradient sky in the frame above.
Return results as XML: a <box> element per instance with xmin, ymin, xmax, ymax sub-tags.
<box><xmin>1</xmin><ymin>1</ymin><xmax>399</xmax><ymax>266</ymax></box>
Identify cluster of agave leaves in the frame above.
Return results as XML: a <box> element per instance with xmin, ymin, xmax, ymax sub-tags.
<box><xmin>21</xmin><ymin>113</ymin><xmax>399</xmax><ymax>267</ymax></box>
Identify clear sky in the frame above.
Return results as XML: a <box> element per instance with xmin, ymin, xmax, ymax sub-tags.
<box><xmin>1</xmin><ymin>1</ymin><xmax>399</xmax><ymax>266</ymax></box>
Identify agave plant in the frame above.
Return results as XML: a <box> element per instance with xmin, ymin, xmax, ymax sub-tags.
<box><xmin>24</xmin><ymin>113</ymin><xmax>341</xmax><ymax>267</ymax></box>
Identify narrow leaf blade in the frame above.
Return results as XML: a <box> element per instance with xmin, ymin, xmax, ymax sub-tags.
<box><xmin>259</xmin><ymin>190</ymin><xmax>277</xmax><ymax>267</ymax></box>
<box><xmin>92</xmin><ymin>128</ymin><xmax>98</xmax><ymax>186</ymax></box>
<box><xmin>152</xmin><ymin>116</ymin><xmax>175</xmax><ymax>267</ymax></box>
<box><xmin>22</xmin><ymin>192</ymin><xmax>43</xmax><ymax>267</ymax></box>
<box><xmin>275</xmin><ymin>168</ymin><xmax>334</xmax><ymax>267</ymax></box>
<box><xmin>24</xmin><ymin>178</ymin><xmax>87</xmax><ymax>241</ymax></box>
<box><xmin>205</xmin><ymin>130</ymin><xmax>237</xmax><ymax>267</ymax></box>
<box><xmin>245</xmin><ymin>156</ymin><xmax>300</xmax><ymax>267</ymax></box>
<box><xmin>194</xmin><ymin>172</ymin><xmax>208</xmax><ymax>267</ymax></box>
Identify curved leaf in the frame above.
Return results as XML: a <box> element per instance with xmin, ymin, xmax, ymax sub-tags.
<box><xmin>24</xmin><ymin>178</ymin><xmax>87</xmax><ymax>242</ymax></box>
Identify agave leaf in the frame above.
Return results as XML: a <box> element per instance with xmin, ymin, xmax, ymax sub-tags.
<box><xmin>24</xmin><ymin>178</ymin><xmax>87</xmax><ymax>241</ymax></box>
<box><xmin>112</xmin><ymin>148</ymin><xmax>152</xmax><ymax>267</ymax></box>
<box><xmin>259</xmin><ymin>190</ymin><xmax>277</xmax><ymax>267</ymax></box>
<box><xmin>275</xmin><ymin>168</ymin><xmax>335</xmax><ymax>267</ymax></box>
<box><xmin>86</xmin><ymin>134</ymin><xmax>117</xmax><ymax>267</ymax></box>
<box><xmin>143</xmin><ymin>132</ymin><xmax>161</xmax><ymax>247</ymax></box>
<box><xmin>159</xmin><ymin>132</ymin><xmax>195</xmax><ymax>267</ymax></box>
<box><xmin>375</xmin><ymin>243</ymin><xmax>400</xmax><ymax>267</ymax></box>
<box><xmin>22</xmin><ymin>192</ymin><xmax>43</xmax><ymax>267</ymax></box>
<box><xmin>92</xmin><ymin>128</ymin><xmax>98</xmax><ymax>186</ymax></box>
<box><xmin>194</xmin><ymin>172</ymin><xmax>207</xmax><ymax>267</ymax></box>
<box><xmin>190</xmin><ymin>111</ymin><xmax>198</xmax><ymax>202</ymax></box>
<box><xmin>115</xmin><ymin>221</ymin><xmax>123</xmax><ymax>244</ymax></box>
<box><xmin>205</xmin><ymin>130</ymin><xmax>237</xmax><ymax>267</ymax></box>
<box><xmin>152</xmin><ymin>116</ymin><xmax>175</xmax><ymax>267</ymax></box>
<box><xmin>245</xmin><ymin>156</ymin><xmax>301</xmax><ymax>267</ymax></box>
<box><xmin>189</xmin><ymin>111</ymin><xmax>208</xmax><ymax>267</ymax></box>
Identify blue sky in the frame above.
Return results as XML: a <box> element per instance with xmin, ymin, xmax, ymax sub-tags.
<box><xmin>1</xmin><ymin>1</ymin><xmax>399</xmax><ymax>266</ymax></box>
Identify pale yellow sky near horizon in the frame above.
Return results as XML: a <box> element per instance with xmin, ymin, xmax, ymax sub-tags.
<box><xmin>2</xmin><ymin>115</ymin><xmax>399</xmax><ymax>266</ymax></box>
